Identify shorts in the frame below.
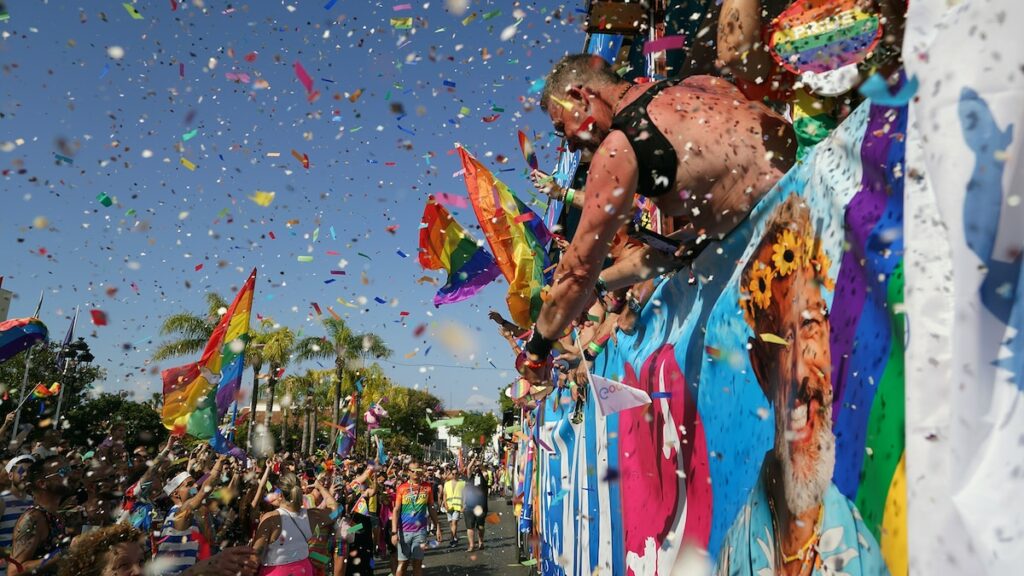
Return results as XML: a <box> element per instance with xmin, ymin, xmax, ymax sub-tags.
<box><xmin>446</xmin><ymin>510</ymin><xmax>462</xmax><ymax>522</ymax></box>
<box><xmin>368</xmin><ymin>514</ymin><xmax>380</xmax><ymax>529</ymax></box>
<box><xmin>397</xmin><ymin>530</ymin><xmax>426</xmax><ymax>562</ymax></box>
<box><xmin>465</xmin><ymin>510</ymin><xmax>486</xmax><ymax>530</ymax></box>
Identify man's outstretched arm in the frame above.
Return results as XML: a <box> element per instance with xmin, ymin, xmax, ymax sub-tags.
<box><xmin>533</xmin><ymin>132</ymin><xmax>637</xmax><ymax>346</ymax></box>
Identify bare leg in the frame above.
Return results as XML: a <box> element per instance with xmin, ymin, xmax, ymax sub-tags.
<box><xmin>396</xmin><ymin>560</ymin><xmax>408</xmax><ymax>576</ymax></box>
<box><xmin>412</xmin><ymin>559</ymin><xmax>424</xmax><ymax>576</ymax></box>
<box><xmin>466</xmin><ymin>527</ymin><xmax>475</xmax><ymax>551</ymax></box>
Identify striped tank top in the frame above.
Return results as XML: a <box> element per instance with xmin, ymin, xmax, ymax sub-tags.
<box><xmin>0</xmin><ymin>491</ymin><xmax>33</xmax><ymax>551</ymax></box>
<box><xmin>157</xmin><ymin>505</ymin><xmax>202</xmax><ymax>575</ymax></box>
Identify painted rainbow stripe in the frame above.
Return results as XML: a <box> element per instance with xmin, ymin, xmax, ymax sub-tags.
<box><xmin>770</xmin><ymin>0</ymin><xmax>881</xmax><ymax>75</ymax></box>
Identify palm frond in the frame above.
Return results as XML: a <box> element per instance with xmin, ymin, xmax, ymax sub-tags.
<box><xmin>294</xmin><ymin>336</ymin><xmax>333</xmax><ymax>362</ymax></box>
<box><xmin>359</xmin><ymin>333</ymin><xmax>391</xmax><ymax>359</ymax></box>
<box><xmin>159</xmin><ymin>313</ymin><xmax>211</xmax><ymax>339</ymax></box>
<box><xmin>263</xmin><ymin>326</ymin><xmax>296</xmax><ymax>368</ymax></box>
<box><xmin>204</xmin><ymin>292</ymin><xmax>229</xmax><ymax>317</ymax></box>
<box><xmin>152</xmin><ymin>337</ymin><xmax>208</xmax><ymax>361</ymax></box>
<box><xmin>322</xmin><ymin>318</ymin><xmax>354</xmax><ymax>348</ymax></box>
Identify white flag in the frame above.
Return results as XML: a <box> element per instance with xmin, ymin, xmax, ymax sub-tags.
<box><xmin>589</xmin><ymin>375</ymin><xmax>651</xmax><ymax>415</ymax></box>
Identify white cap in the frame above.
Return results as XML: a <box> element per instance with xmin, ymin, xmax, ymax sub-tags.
<box><xmin>5</xmin><ymin>455</ymin><xmax>34</xmax><ymax>474</ymax></box>
<box><xmin>164</xmin><ymin>471</ymin><xmax>192</xmax><ymax>496</ymax></box>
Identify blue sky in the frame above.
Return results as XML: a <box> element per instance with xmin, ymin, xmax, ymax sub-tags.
<box><xmin>1</xmin><ymin>1</ymin><xmax>584</xmax><ymax>412</ymax></box>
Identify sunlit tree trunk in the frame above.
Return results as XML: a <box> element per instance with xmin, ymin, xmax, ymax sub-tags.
<box><xmin>246</xmin><ymin>366</ymin><xmax>261</xmax><ymax>450</ymax></box>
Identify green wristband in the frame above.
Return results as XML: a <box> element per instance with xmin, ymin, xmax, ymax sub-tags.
<box><xmin>564</xmin><ymin>187</ymin><xmax>575</xmax><ymax>205</ymax></box>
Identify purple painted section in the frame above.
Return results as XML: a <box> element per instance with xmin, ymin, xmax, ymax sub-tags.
<box><xmin>828</xmin><ymin>109</ymin><xmax>892</xmax><ymax>419</ymax></box>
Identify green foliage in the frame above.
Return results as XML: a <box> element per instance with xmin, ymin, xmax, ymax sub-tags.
<box><xmin>449</xmin><ymin>411</ymin><xmax>499</xmax><ymax>448</ymax></box>
<box><xmin>152</xmin><ymin>292</ymin><xmax>227</xmax><ymax>361</ymax></box>
<box><xmin>63</xmin><ymin>392</ymin><xmax>167</xmax><ymax>451</ymax></box>
<box><xmin>0</xmin><ymin>341</ymin><xmax>104</xmax><ymax>434</ymax></box>
<box><xmin>383</xmin><ymin>386</ymin><xmax>443</xmax><ymax>454</ymax></box>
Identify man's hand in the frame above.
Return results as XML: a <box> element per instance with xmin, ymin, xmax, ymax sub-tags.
<box><xmin>391</xmin><ymin>533</ymin><xmax>399</xmax><ymax>546</ymax></box>
<box><xmin>3</xmin><ymin>412</ymin><xmax>15</xmax><ymax>427</ymax></box>
<box><xmin>529</xmin><ymin>169</ymin><xmax>561</xmax><ymax>200</ymax></box>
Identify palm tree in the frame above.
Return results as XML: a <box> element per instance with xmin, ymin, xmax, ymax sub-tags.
<box><xmin>244</xmin><ymin>324</ymin><xmax>270</xmax><ymax>450</ymax></box>
<box><xmin>295</xmin><ymin>318</ymin><xmax>392</xmax><ymax>445</ymax></box>
<box><xmin>260</xmin><ymin>325</ymin><xmax>296</xmax><ymax>441</ymax></box>
<box><xmin>152</xmin><ymin>293</ymin><xmax>228</xmax><ymax>361</ymax></box>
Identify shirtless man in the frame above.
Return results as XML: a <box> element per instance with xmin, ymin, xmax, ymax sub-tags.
<box><xmin>518</xmin><ymin>53</ymin><xmax>795</xmax><ymax>382</ymax></box>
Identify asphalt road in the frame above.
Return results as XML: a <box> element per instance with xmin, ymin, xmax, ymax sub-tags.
<box><xmin>373</xmin><ymin>497</ymin><xmax>534</xmax><ymax>576</ymax></box>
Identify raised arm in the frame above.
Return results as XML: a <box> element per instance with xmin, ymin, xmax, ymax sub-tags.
<box><xmin>716</xmin><ymin>0</ymin><xmax>785</xmax><ymax>83</ymax></box>
<box><xmin>174</xmin><ymin>456</ymin><xmax>227</xmax><ymax>531</ymax></box>
<box><xmin>532</xmin><ymin>133</ymin><xmax>637</xmax><ymax>350</ymax></box>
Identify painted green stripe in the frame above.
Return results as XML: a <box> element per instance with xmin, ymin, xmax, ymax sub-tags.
<box><xmin>774</xmin><ymin>17</ymin><xmax>878</xmax><ymax>55</ymax></box>
<box><xmin>854</xmin><ymin>259</ymin><xmax>906</xmax><ymax>541</ymax></box>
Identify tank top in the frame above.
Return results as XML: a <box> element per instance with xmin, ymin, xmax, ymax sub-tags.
<box><xmin>610</xmin><ymin>79</ymin><xmax>684</xmax><ymax>198</ymax></box>
<box><xmin>0</xmin><ymin>492</ymin><xmax>33</xmax><ymax>552</ymax></box>
<box><xmin>264</xmin><ymin>507</ymin><xmax>311</xmax><ymax>566</ymax></box>
<box><xmin>20</xmin><ymin>506</ymin><xmax>64</xmax><ymax>564</ymax></box>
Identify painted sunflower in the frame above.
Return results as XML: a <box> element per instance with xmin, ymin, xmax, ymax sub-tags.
<box><xmin>813</xmin><ymin>247</ymin><xmax>835</xmax><ymax>291</ymax></box>
<box><xmin>748</xmin><ymin>263</ymin><xmax>775</xmax><ymax>310</ymax></box>
<box><xmin>771</xmin><ymin>229</ymin><xmax>802</xmax><ymax>277</ymax></box>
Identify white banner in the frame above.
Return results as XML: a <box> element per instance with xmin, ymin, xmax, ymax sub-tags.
<box><xmin>590</xmin><ymin>374</ymin><xmax>652</xmax><ymax>415</ymax></box>
<box><xmin>904</xmin><ymin>1</ymin><xmax>1024</xmax><ymax>574</ymax></box>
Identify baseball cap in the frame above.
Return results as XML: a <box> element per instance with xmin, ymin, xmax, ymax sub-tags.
<box><xmin>5</xmin><ymin>455</ymin><xmax>35</xmax><ymax>474</ymax></box>
<box><xmin>164</xmin><ymin>471</ymin><xmax>192</xmax><ymax>496</ymax></box>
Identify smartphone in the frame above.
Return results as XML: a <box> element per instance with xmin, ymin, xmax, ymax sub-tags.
<box><xmin>626</xmin><ymin>222</ymin><xmax>682</xmax><ymax>254</ymax></box>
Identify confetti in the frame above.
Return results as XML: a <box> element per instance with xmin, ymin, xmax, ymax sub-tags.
<box><xmin>248</xmin><ymin>191</ymin><xmax>276</xmax><ymax>207</ymax></box>
<box><xmin>122</xmin><ymin>3</ymin><xmax>143</xmax><ymax>20</ymax></box>
<box><xmin>90</xmin><ymin>310</ymin><xmax>108</xmax><ymax>326</ymax></box>
<box><xmin>179</xmin><ymin>157</ymin><xmax>197</xmax><ymax>171</ymax></box>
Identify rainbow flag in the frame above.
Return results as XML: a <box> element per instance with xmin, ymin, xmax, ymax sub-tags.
<box><xmin>161</xmin><ymin>269</ymin><xmax>256</xmax><ymax>439</ymax></box>
<box><xmin>418</xmin><ymin>196</ymin><xmax>501</xmax><ymax>306</ymax></box>
<box><xmin>336</xmin><ymin>393</ymin><xmax>357</xmax><ymax>458</ymax></box>
<box><xmin>0</xmin><ymin>318</ymin><xmax>48</xmax><ymax>365</ymax></box>
<box><xmin>32</xmin><ymin>383</ymin><xmax>60</xmax><ymax>399</ymax></box>
<box><xmin>768</xmin><ymin>0</ymin><xmax>882</xmax><ymax>75</ymax></box>
<box><xmin>458</xmin><ymin>147</ymin><xmax>553</xmax><ymax>327</ymax></box>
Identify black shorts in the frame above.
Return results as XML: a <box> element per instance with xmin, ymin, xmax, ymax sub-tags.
<box><xmin>465</xmin><ymin>508</ymin><xmax>486</xmax><ymax>530</ymax></box>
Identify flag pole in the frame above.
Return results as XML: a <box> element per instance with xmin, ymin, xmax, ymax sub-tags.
<box><xmin>10</xmin><ymin>290</ymin><xmax>44</xmax><ymax>445</ymax></box>
<box><xmin>53</xmin><ymin>306</ymin><xmax>79</xmax><ymax>431</ymax></box>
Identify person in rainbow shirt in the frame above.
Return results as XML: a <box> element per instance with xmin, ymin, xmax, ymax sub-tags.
<box><xmin>718</xmin><ymin>195</ymin><xmax>888</xmax><ymax>576</ymax></box>
<box><xmin>390</xmin><ymin>464</ymin><xmax>441</xmax><ymax>576</ymax></box>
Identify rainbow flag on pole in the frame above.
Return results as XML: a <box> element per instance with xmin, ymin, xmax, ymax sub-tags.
<box><xmin>162</xmin><ymin>269</ymin><xmax>256</xmax><ymax>439</ymax></box>
<box><xmin>418</xmin><ymin>195</ymin><xmax>501</xmax><ymax>306</ymax></box>
<box><xmin>458</xmin><ymin>147</ymin><xmax>552</xmax><ymax>327</ymax></box>
<box><xmin>336</xmin><ymin>393</ymin><xmax>357</xmax><ymax>458</ymax></box>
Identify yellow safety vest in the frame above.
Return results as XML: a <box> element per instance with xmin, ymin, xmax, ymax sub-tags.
<box><xmin>444</xmin><ymin>480</ymin><xmax>465</xmax><ymax>512</ymax></box>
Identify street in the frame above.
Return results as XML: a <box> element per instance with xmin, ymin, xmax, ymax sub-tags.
<box><xmin>373</xmin><ymin>497</ymin><xmax>533</xmax><ymax>576</ymax></box>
